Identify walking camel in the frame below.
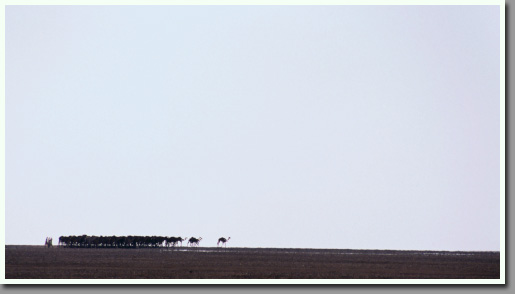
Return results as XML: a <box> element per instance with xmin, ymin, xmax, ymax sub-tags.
<box><xmin>217</xmin><ymin>237</ymin><xmax>231</xmax><ymax>247</ymax></box>
<box><xmin>166</xmin><ymin>236</ymin><xmax>187</xmax><ymax>247</ymax></box>
<box><xmin>173</xmin><ymin>237</ymin><xmax>187</xmax><ymax>247</ymax></box>
<box><xmin>188</xmin><ymin>237</ymin><xmax>202</xmax><ymax>247</ymax></box>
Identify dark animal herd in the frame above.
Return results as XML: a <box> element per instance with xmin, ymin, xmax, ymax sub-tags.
<box><xmin>55</xmin><ymin>235</ymin><xmax>230</xmax><ymax>248</ymax></box>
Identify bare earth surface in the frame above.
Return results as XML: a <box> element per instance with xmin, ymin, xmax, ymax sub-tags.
<box><xmin>5</xmin><ymin>245</ymin><xmax>500</xmax><ymax>279</ymax></box>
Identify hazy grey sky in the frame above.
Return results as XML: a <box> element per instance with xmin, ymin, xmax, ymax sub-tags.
<box><xmin>6</xmin><ymin>5</ymin><xmax>500</xmax><ymax>250</ymax></box>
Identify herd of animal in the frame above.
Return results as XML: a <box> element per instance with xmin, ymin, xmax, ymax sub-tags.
<box><xmin>48</xmin><ymin>235</ymin><xmax>230</xmax><ymax>248</ymax></box>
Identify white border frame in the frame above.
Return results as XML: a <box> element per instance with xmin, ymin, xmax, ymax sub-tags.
<box><xmin>0</xmin><ymin>0</ymin><xmax>505</xmax><ymax>285</ymax></box>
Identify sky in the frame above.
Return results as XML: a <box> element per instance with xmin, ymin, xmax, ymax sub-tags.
<box><xmin>6</xmin><ymin>5</ymin><xmax>501</xmax><ymax>251</ymax></box>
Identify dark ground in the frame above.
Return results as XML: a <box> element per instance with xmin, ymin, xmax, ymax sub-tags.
<box><xmin>5</xmin><ymin>245</ymin><xmax>500</xmax><ymax>279</ymax></box>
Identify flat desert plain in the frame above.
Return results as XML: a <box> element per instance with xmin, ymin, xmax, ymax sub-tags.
<box><xmin>5</xmin><ymin>245</ymin><xmax>500</xmax><ymax>279</ymax></box>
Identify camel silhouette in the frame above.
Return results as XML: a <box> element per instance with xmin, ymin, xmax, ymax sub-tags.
<box><xmin>188</xmin><ymin>237</ymin><xmax>202</xmax><ymax>247</ymax></box>
<box><xmin>217</xmin><ymin>237</ymin><xmax>231</xmax><ymax>247</ymax></box>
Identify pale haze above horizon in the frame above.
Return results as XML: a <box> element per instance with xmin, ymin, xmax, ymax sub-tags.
<box><xmin>6</xmin><ymin>5</ymin><xmax>501</xmax><ymax>251</ymax></box>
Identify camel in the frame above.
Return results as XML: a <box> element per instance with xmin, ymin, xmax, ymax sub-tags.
<box><xmin>188</xmin><ymin>237</ymin><xmax>202</xmax><ymax>247</ymax></box>
<box><xmin>173</xmin><ymin>237</ymin><xmax>187</xmax><ymax>247</ymax></box>
<box><xmin>166</xmin><ymin>236</ymin><xmax>186</xmax><ymax>247</ymax></box>
<box><xmin>217</xmin><ymin>237</ymin><xmax>231</xmax><ymax>247</ymax></box>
